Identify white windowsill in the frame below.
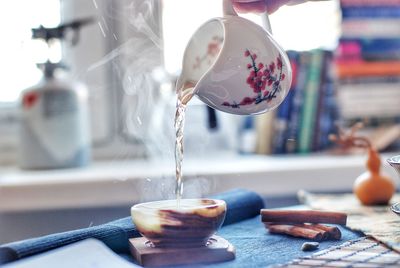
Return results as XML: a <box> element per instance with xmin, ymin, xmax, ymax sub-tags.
<box><xmin>0</xmin><ymin>153</ymin><xmax>397</xmax><ymax>213</ymax></box>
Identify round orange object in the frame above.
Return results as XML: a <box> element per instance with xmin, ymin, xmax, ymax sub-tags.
<box><xmin>353</xmin><ymin>148</ymin><xmax>395</xmax><ymax>206</ymax></box>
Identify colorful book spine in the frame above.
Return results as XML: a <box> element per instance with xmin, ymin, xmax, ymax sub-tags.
<box><xmin>317</xmin><ymin>81</ymin><xmax>337</xmax><ymax>150</ymax></box>
<box><xmin>338</xmin><ymin>38</ymin><xmax>400</xmax><ymax>61</ymax></box>
<box><xmin>298</xmin><ymin>49</ymin><xmax>324</xmax><ymax>154</ymax></box>
<box><xmin>341</xmin><ymin>0</ymin><xmax>400</xmax><ymax>7</ymax></box>
<box><xmin>337</xmin><ymin>81</ymin><xmax>400</xmax><ymax>120</ymax></box>
<box><xmin>255</xmin><ymin>111</ymin><xmax>275</xmax><ymax>155</ymax></box>
<box><xmin>272</xmin><ymin>51</ymin><xmax>298</xmax><ymax>154</ymax></box>
<box><xmin>339</xmin><ymin>75</ymin><xmax>400</xmax><ymax>84</ymax></box>
<box><xmin>342</xmin><ymin>19</ymin><xmax>400</xmax><ymax>38</ymax></box>
<box><xmin>312</xmin><ymin>51</ymin><xmax>333</xmax><ymax>152</ymax></box>
<box><xmin>340</xmin><ymin>38</ymin><xmax>400</xmax><ymax>51</ymax></box>
<box><xmin>285</xmin><ymin>52</ymin><xmax>310</xmax><ymax>154</ymax></box>
<box><xmin>335</xmin><ymin>60</ymin><xmax>400</xmax><ymax>78</ymax></box>
<box><xmin>342</xmin><ymin>7</ymin><xmax>400</xmax><ymax>19</ymax></box>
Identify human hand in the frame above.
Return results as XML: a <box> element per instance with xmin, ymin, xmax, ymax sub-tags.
<box><xmin>231</xmin><ymin>0</ymin><xmax>309</xmax><ymax>14</ymax></box>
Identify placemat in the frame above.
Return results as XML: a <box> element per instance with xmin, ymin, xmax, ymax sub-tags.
<box><xmin>299</xmin><ymin>191</ymin><xmax>400</xmax><ymax>253</ymax></box>
<box><xmin>275</xmin><ymin>236</ymin><xmax>400</xmax><ymax>268</ymax></box>
<box><xmin>0</xmin><ymin>189</ymin><xmax>264</xmax><ymax>265</ymax></box>
<box><xmin>119</xmin><ymin>214</ymin><xmax>362</xmax><ymax>268</ymax></box>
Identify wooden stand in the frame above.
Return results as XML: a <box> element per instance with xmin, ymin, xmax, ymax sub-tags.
<box><xmin>129</xmin><ymin>235</ymin><xmax>235</xmax><ymax>267</ymax></box>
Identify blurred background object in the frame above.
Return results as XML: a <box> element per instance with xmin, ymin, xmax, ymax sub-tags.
<box><xmin>0</xmin><ymin>0</ymin><xmax>350</xmax><ymax>166</ymax></box>
<box><xmin>18</xmin><ymin>19</ymin><xmax>92</xmax><ymax>169</ymax></box>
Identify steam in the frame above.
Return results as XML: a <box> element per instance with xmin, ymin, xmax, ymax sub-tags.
<box><xmin>138</xmin><ymin>175</ymin><xmax>215</xmax><ymax>203</ymax></box>
<box><xmin>113</xmin><ymin>1</ymin><xmax>178</xmax><ymax>161</ymax></box>
<box><xmin>85</xmin><ymin>0</ymin><xmax>223</xmax><ymax>200</ymax></box>
<box><xmin>87</xmin><ymin>0</ymin><xmax>175</xmax><ymax>158</ymax></box>
<box><xmin>126</xmin><ymin>0</ymin><xmax>162</xmax><ymax>48</ymax></box>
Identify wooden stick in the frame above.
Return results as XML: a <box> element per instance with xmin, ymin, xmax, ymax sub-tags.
<box><xmin>308</xmin><ymin>224</ymin><xmax>341</xmax><ymax>240</ymax></box>
<box><xmin>267</xmin><ymin>224</ymin><xmax>325</xmax><ymax>241</ymax></box>
<box><xmin>261</xmin><ymin>210</ymin><xmax>347</xmax><ymax>225</ymax></box>
<box><xmin>295</xmin><ymin>224</ymin><xmax>329</xmax><ymax>240</ymax></box>
<box><xmin>264</xmin><ymin>223</ymin><xmax>341</xmax><ymax>241</ymax></box>
<box><xmin>289</xmin><ymin>224</ymin><xmax>341</xmax><ymax>240</ymax></box>
<box><xmin>265</xmin><ymin>223</ymin><xmax>341</xmax><ymax>240</ymax></box>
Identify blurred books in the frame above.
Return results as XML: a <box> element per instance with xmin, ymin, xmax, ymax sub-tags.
<box><xmin>250</xmin><ymin>49</ymin><xmax>338</xmax><ymax>155</ymax></box>
<box><xmin>335</xmin><ymin>0</ymin><xmax>400</xmax><ymax>150</ymax></box>
<box><xmin>241</xmin><ymin>0</ymin><xmax>400</xmax><ymax>155</ymax></box>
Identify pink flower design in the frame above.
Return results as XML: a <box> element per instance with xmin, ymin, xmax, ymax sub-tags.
<box><xmin>269</xmin><ymin>62</ymin><xmax>275</xmax><ymax>73</ymax></box>
<box><xmin>277</xmin><ymin>56</ymin><xmax>283</xmax><ymax>70</ymax></box>
<box><xmin>240</xmin><ymin>97</ymin><xmax>255</xmax><ymax>105</ymax></box>
<box><xmin>193</xmin><ymin>36</ymin><xmax>223</xmax><ymax>70</ymax></box>
<box><xmin>207</xmin><ymin>42</ymin><xmax>220</xmax><ymax>57</ymax></box>
<box><xmin>222</xmin><ymin>51</ymin><xmax>286</xmax><ymax>109</ymax></box>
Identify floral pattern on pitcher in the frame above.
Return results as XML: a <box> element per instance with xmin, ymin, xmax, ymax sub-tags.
<box><xmin>222</xmin><ymin>49</ymin><xmax>286</xmax><ymax>108</ymax></box>
<box><xmin>193</xmin><ymin>36</ymin><xmax>224</xmax><ymax>70</ymax></box>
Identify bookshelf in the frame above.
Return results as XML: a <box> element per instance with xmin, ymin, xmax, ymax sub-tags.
<box><xmin>249</xmin><ymin>0</ymin><xmax>400</xmax><ymax>156</ymax></box>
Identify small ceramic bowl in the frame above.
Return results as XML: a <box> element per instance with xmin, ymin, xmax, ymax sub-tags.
<box><xmin>131</xmin><ymin>199</ymin><xmax>226</xmax><ymax>248</ymax></box>
<box><xmin>391</xmin><ymin>202</ymin><xmax>400</xmax><ymax>216</ymax></box>
<box><xmin>388</xmin><ymin>155</ymin><xmax>400</xmax><ymax>216</ymax></box>
<box><xmin>387</xmin><ymin>155</ymin><xmax>400</xmax><ymax>176</ymax></box>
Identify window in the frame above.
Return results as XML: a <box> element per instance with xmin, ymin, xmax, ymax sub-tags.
<box><xmin>161</xmin><ymin>0</ymin><xmax>340</xmax><ymax>156</ymax></box>
<box><xmin>0</xmin><ymin>0</ymin><xmax>61</xmax><ymax>163</ymax></box>
<box><xmin>162</xmin><ymin>0</ymin><xmax>339</xmax><ymax>75</ymax></box>
<box><xmin>0</xmin><ymin>0</ymin><xmax>339</xmax><ymax>164</ymax></box>
<box><xmin>0</xmin><ymin>0</ymin><xmax>61</xmax><ymax>103</ymax></box>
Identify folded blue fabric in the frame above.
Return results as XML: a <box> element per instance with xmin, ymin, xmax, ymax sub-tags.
<box><xmin>0</xmin><ymin>188</ymin><xmax>264</xmax><ymax>264</ymax></box>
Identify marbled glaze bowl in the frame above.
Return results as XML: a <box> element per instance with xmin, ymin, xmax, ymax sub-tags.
<box><xmin>131</xmin><ymin>199</ymin><xmax>226</xmax><ymax>248</ymax></box>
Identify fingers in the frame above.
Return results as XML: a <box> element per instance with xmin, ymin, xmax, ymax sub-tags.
<box><xmin>232</xmin><ymin>0</ymin><xmax>268</xmax><ymax>13</ymax></box>
<box><xmin>231</xmin><ymin>0</ymin><xmax>308</xmax><ymax>14</ymax></box>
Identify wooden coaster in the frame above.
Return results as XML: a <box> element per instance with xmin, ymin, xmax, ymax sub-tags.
<box><xmin>129</xmin><ymin>235</ymin><xmax>235</xmax><ymax>267</ymax></box>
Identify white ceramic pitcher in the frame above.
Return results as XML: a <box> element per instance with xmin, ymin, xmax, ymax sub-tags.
<box><xmin>176</xmin><ymin>0</ymin><xmax>292</xmax><ymax>115</ymax></box>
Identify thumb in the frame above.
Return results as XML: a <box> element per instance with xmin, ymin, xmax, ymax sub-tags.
<box><xmin>232</xmin><ymin>0</ymin><xmax>309</xmax><ymax>14</ymax></box>
<box><xmin>232</xmin><ymin>0</ymin><xmax>291</xmax><ymax>13</ymax></box>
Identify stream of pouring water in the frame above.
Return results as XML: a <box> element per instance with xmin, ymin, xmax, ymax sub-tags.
<box><xmin>174</xmin><ymin>83</ymin><xmax>195</xmax><ymax>207</ymax></box>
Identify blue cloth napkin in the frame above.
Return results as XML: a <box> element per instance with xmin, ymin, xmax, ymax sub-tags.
<box><xmin>0</xmin><ymin>188</ymin><xmax>264</xmax><ymax>264</ymax></box>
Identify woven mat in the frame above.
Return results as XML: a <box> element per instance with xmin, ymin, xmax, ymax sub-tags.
<box><xmin>275</xmin><ymin>236</ymin><xmax>400</xmax><ymax>268</ymax></box>
<box><xmin>298</xmin><ymin>191</ymin><xmax>400</xmax><ymax>253</ymax></box>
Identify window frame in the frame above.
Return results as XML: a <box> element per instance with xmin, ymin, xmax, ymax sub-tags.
<box><xmin>0</xmin><ymin>0</ymin><xmax>164</xmax><ymax>165</ymax></box>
